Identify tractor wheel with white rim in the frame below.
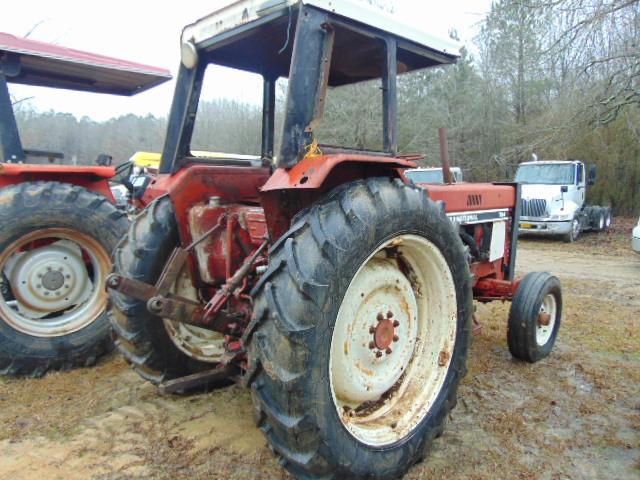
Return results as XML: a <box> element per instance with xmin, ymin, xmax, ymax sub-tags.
<box><xmin>507</xmin><ymin>271</ymin><xmax>562</xmax><ymax>363</ymax></box>
<box><xmin>0</xmin><ymin>182</ymin><xmax>128</xmax><ymax>377</ymax></box>
<box><xmin>245</xmin><ymin>178</ymin><xmax>473</xmax><ymax>479</ymax></box>
<box><xmin>109</xmin><ymin>196</ymin><xmax>227</xmax><ymax>386</ymax></box>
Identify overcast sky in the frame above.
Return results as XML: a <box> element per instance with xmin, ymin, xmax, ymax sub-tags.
<box><xmin>2</xmin><ymin>0</ymin><xmax>492</xmax><ymax>121</ymax></box>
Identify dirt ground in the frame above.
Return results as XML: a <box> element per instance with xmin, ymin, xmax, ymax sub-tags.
<box><xmin>1</xmin><ymin>220</ymin><xmax>638</xmax><ymax>480</ymax></box>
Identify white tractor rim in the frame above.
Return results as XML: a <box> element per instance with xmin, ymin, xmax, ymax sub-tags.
<box><xmin>0</xmin><ymin>228</ymin><xmax>110</xmax><ymax>337</ymax></box>
<box><xmin>329</xmin><ymin>234</ymin><xmax>458</xmax><ymax>447</ymax></box>
<box><xmin>536</xmin><ymin>293</ymin><xmax>557</xmax><ymax>346</ymax></box>
<box><xmin>162</xmin><ymin>264</ymin><xmax>225</xmax><ymax>363</ymax></box>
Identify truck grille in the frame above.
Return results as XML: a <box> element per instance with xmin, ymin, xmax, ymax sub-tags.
<box><xmin>521</xmin><ymin>198</ymin><xmax>547</xmax><ymax>218</ymax></box>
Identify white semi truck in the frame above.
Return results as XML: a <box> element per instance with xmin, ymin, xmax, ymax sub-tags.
<box><xmin>515</xmin><ymin>159</ymin><xmax>612</xmax><ymax>242</ymax></box>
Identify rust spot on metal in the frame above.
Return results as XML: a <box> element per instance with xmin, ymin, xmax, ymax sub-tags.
<box><xmin>438</xmin><ymin>348</ymin><xmax>451</xmax><ymax>367</ymax></box>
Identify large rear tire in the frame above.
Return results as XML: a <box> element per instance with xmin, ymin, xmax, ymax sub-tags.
<box><xmin>245</xmin><ymin>178</ymin><xmax>473</xmax><ymax>479</ymax></box>
<box><xmin>109</xmin><ymin>197</ymin><xmax>226</xmax><ymax>385</ymax></box>
<box><xmin>0</xmin><ymin>182</ymin><xmax>128</xmax><ymax>377</ymax></box>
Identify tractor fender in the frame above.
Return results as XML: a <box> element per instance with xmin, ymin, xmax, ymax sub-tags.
<box><xmin>260</xmin><ymin>153</ymin><xmax>419</xmax><ymax>239</ymax></box>
<box><xmin>260</xmin><ymin>153</ymin><xmax>417</xmax><ymax>191</ymax></box>
<box><xmin>0</xmin><ymin>163</ymin><xmax>116</xmax><ymax>201</ymax></box>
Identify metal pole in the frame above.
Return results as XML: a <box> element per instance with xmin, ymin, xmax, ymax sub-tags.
<box><xmin>0</xmin><ymin>72</ymin><xmax>25</xmax><ymax>162</ymax></box>
<box><xmin>438</xmin><ymin>127</ymin><xmax>453</xmax><ymax>184</ymax></box>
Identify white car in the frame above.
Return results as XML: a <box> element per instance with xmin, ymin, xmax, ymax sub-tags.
<box><xmin>633</xmin><ymin>217</ymin><xmax>640</xmax><ymax>253</ymax></box>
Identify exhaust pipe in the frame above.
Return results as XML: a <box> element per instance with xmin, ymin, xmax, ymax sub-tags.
<box><xmin>438</xmin><ymin>127</ymin><xmax>454</xmax><ymax>184</ymax></box>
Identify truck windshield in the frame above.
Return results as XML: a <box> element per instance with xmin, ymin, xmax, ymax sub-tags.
<box><xmin>515</xmin><ymin>164</ymin><xmax>575</xmax><ymax>185</ymax></box>
<box><xmin>405</xmin><ymin>169</ymin><xmax>462</xmax><ymax>184</ymax></box>
<box><xmin>406</xmin><ymin>170</ymin><xmax>445</xmax><ymax>183</ymax></box>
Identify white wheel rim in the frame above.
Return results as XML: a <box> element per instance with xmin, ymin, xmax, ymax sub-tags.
<box><xmin>572</xmin><ymin>219</ymin><xmax>580</xmax><ymax>238</ymax></box>
<box><xmin>536</xmin><ymin>293</ymin><xmax>557</xmax><ymax>346</ymax></box>
<box><xmin>329</xmin><ymin>234</ymin><xmax>458</xmax><ymax>447</ymax></box>
<box><xmin>598</xmin><ymin>215</ymin><xmax>604</xmax><ymax>230</ymax></box>
<box><xmin>163</xmin><ymin>264</ymin><xmax>225</xmax><ymax>363</ymax></box>
<box><xmin>0</xmin><ymin>229</ymin><xmax>110</xmax><ymax>337</ymax></box>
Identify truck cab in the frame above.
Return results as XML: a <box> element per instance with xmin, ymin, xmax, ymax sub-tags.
<box><xmin>515</xmin><ymin>159</ymin><xmax>610</xmax><ymax>242</ymax></box>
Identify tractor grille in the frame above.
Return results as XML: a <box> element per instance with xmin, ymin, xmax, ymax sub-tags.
<box><xmin>521</xmin><ymin>198</ymin><xmax>547</xmax><ymax>218</ymax></box>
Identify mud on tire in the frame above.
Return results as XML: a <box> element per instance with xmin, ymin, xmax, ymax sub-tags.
<box><xmin>244</xmin><ymin>177</ymin><xmax>473</xmax><ymax>479</ymax></box>
<box><xmin>109</xmin><ymin>196</ymin><xmax>224</xmax><ymax>385</ymax></box>
<box><xmin>0</xmin><ymin>181</ymin><xmax>127</xmax><ymax>377</ymax></box>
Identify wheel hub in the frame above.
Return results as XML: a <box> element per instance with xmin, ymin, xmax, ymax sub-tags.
<box><xmin>332</xmin><ymin>257</ymin><xmax>418</xmax><ymax>404</ymax></box>
<box><xmin>42</xmin><ymin>270</ymin><xmax>65</xmax><ymax>291</ymax></box>
<box><xmin>5</xmin><ymin>240</ymin><xmax>92</xmax><ymax>318</ymax></box>
<box><xmin>370</xmin><ymin>312</ymin><xmax>399</xmax><ymax>353</ymax></box>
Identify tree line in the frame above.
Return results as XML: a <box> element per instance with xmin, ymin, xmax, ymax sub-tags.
<box><xmin>12</xmin><ymin>0</ymin><xmax>639</xmax><ymax>215</ymax></box>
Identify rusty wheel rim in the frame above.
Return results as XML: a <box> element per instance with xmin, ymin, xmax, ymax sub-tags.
<box><xmin>329</xmin><ymin>234</ymin><xmax>458</xmax><ymax>446</ymax></box>
<box><xmin>0</xmin><ymin>228</ymin><xmax>110</xmax><ymax>337</ymax></box>
<box><xmin>162</xmin><ymin>265</ymin><xmax>225</xmax><ymax>363</ymax></box>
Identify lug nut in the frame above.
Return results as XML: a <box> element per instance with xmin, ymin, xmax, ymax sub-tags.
<box><xmin>387</xmin><ymin>311</ymin><xmax>393</xmax><ymax>319</ymax></box>
<box><xmin>368</xmin><ymin>341</ymin><xmax>376</xmax><ymax>350</ymax></box>
<box><xmin>393</xmin><ymin>320</ymin><xmax>400</xmax><ymax>327</ymax></box>
<box><xmin>65</xmin><ymin>275</ymin><xmax>71</xmax><ymax>279</ymax></box>
<box><xmin>47</xmin><ymin>267</ymin><xmax>52</xmax><ymax>271</ymax></box>
<box><xmin>385</xmin><ymin>347</ymin><xmax>393</xmax><ymax>355</ymax></box>
<box><xmin>36</xmin><ymin>284</ymin><xmax>42</xmax><ymax>289</ymax></box>
<box><xmin>44</xmin><ymin>291</ymin><xmax>50</xmax><ymax>296</ymax></box>
<box><xmin>393</xmin><ymin>335</ymin><xmax>399</xmax><ymax>342</ymax></box>
<box><xmin>37</xmin><ymin>274</ymin><xmax>43</xmax><ymax>278</ymax></box>
<box><xmin>376</xmin><ymin>312</ymin><xmax>384</xmax><ymax>322</ymax></box>
<box><xmin>106</xmin><ymin>275</ymin><xmax>120</xmax><ymax>288</ymax></box>
<box><xmin>369</xmin><ymin>326</ymin><xmax>376</xmax><ymax>334</ymax></box>
<box><xmin>375</xmin><ymin>351</ymin><xmax>383</xmax><ymax>358</ymax></box>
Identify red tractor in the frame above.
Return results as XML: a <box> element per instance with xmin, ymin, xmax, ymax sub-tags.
<box><xmin>0</xmin><ymin>32</ymin><xmax>170</xmax><ymax>376</ymax></box>
<box><xmin>108</xmin><ymin>2</ymin><xmax>563</xmax><ymax>478</ymax></box>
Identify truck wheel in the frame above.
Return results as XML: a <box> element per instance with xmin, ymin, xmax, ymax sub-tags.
<box><xmin>603</xmin><ymin>207</ymin><xmax>612</xmax><ymax>231</ymax></box>
<box><xmin>245</xmin><ymin>178</ymin><xmax>473</xmax><ymax>479</ymax></box>
<box><xmin>563</xmin><ymin>217</ymin><xmax>580</xmax><ymax>242</ymax></box>
<box><xmin>507</xmin><ymin>272</ymin><xmax>562</xmax><ymax>363</ymax></box>
<box><xmin>109</xmin><ymin>197</ymin><xmax>226</xmax><ymax>385</ymax></box>
<box><xmin>0</xmin><ymin>182</ymin><xmax>127</xmax><ymax>377</ymax></box>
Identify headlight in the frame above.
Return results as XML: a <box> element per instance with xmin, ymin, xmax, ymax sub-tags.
<box><xmin>549</xmin><ymin>213</ymin><xmax>571</xmax><ymax>221</ymax></box>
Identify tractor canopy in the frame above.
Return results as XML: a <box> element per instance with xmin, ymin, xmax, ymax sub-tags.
<box><xmin>180</xmin><ymin>0</ymin><xmax>459</xmax><ymax>85</ymax></box>
<box><xmin>160</xmin><ymin>0</ymin><xmax>460</xmax><ymax>173</ymax></box>
<box><xmin>0</xmin><ymin>32</ymin><xmax>171</xmax><ymax>163</ymax></box>
<box><xmin>0</xmin><ymin>32</ymin><xmax>171</xmax><ymax>95</ymax></box>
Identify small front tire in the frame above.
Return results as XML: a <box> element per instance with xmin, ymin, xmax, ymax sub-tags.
<box><xmin>507</xmin><ymin>272</ymin><xmax>562</xmax><ymax>363</ymax></box>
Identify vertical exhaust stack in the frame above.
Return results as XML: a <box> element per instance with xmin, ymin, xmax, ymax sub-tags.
<box><xmin>439</xmin><ymin>127</ymin><xmax>454</xmax><ymax>184</ymax></box>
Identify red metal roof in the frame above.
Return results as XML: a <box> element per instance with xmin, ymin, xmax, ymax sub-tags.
<box><xmin>0</xmin><ymin>32</ymin><xmax>171</xmax><ymax>95</ymax></box>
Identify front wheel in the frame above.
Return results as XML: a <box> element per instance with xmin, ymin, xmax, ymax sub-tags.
<box><xmin>507</xmin><ymin>272</ymin><xmax>562</xmax><ymax>363</ymax></box>
<box><xmin>0</xmin><ymin>182</ymin><xmax>128</xmax><ymax>377</ymax></box>
<box><xmin>245</xmin><ymin>178</ymin><xmax>473</xmax><ymax>479</ymax></box>
<box><xmin>563</xmin><ymin>217</ymin><xmax>580</xmax><ymax>243</ymax></box>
